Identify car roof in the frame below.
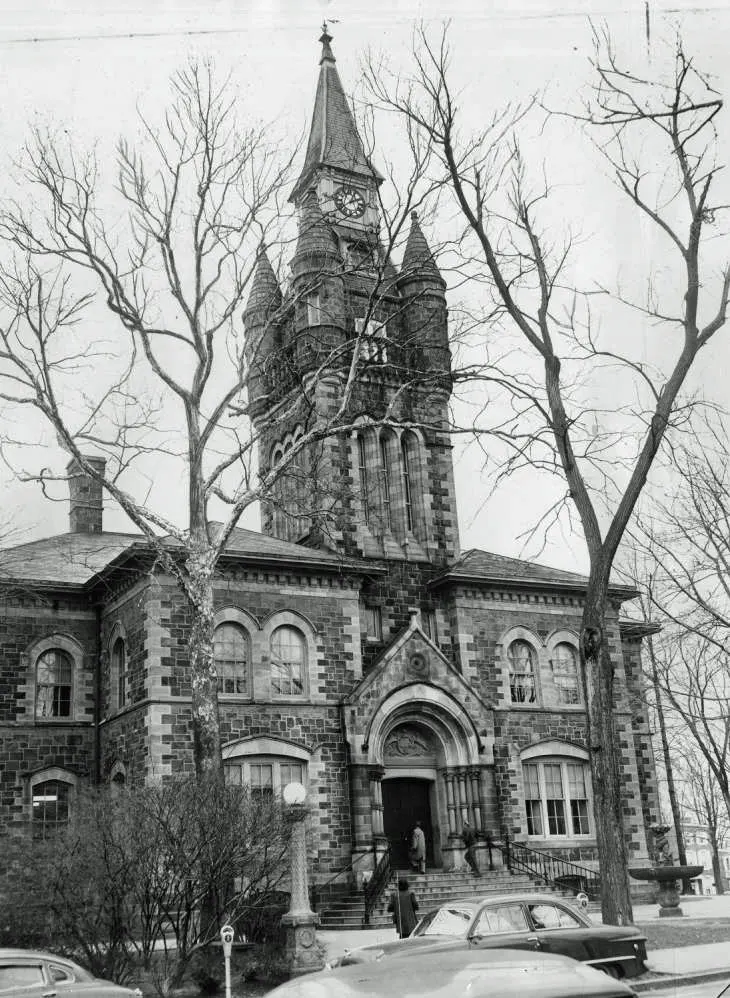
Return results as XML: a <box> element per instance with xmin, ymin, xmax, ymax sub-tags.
<box><xmin>268</xmin><ymin>948</ymin><xmax>633</xmax><ymax>998</ymax></box>
<box><xmin>0</xmin><ymin>950</ymin><xmax>79</xmax><ymax>964</ymax></box>
<box><xmin>424</xmin><ymin>893</ymin><xmax>581</xmax><ymax>911</ymax></box>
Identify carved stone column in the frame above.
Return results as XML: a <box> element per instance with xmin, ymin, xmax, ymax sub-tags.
<box><xmin>444</xmin><ymin>771</ymin><xmax>458</xmax><ymax>834</ymax></box>
<box><xmin>369</xmin><ymin>766</ymin><xmax>385</xmax><ymax>838</ymax></box>
<box><xmin>281</xmin><ymin>803</ymin><xmax>324</xmax><ymax>976</ymax></box>
<box><xmin>469</xmin><ymin>769</ymin><xmax>483</xmax><ymax>831</ymax></box>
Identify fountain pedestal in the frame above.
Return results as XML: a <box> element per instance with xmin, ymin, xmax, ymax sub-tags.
<box><xmin>629</xmin><ymin>865</ymin><xmax>703</xmax><ymax>917</ymax></box>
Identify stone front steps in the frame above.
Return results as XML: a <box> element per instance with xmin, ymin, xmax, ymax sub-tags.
<box><xmin>317</xmin><ymin>867</ymin><xmax>573</xmax><ymax>930</ymax></box>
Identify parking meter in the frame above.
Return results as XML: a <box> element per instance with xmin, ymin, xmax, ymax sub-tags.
<box><xmin>220</xmin><ymin>924</ymin><xmax>235</xmax><ymax>998</ymax></box>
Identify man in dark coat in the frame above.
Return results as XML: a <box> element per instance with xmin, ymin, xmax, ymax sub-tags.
<box><xmin>462</xmin><ymin>819</ymin><xmax>481</xmax><ymax>876</ymax></box>
<box><xmin>388</xmin><ymin>877</ymin><xmax>419</xmax><ymax>937</ymax></box>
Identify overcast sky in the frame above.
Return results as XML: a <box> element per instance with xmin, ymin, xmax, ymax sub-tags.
<box><xmin>0</xmin><ymin>0</ymin><xmax>728</xmax><ymax>573</ymax></box>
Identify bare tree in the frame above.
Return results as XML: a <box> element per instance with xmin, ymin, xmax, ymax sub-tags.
<box><xmin>365</xmin><ymin>27</ymin><xmax>730</xmax><ymax>922</ymax></box>
<box><xmin>0</xmin><ymin>61</ymin><xmax>434</xmax><ymax>779</ymax></box>
<box><xmin>677</xmin><ymin>753</ymin><xmax>729</xmax><ymax>894</ymax></box>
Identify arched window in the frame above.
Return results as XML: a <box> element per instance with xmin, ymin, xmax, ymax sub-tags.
<box><xmin>401</xmin><ymin>436</ymin><xmax>414</xmax><ymax>533</ymax></box>
<box><xmin>508</xmin><ymin>640</ymin><xmax>537</xmax><ymax>704</ymax></box>
<box><xmin>552</xmin><ymin>643</ymin><xmax>581</xmax><ymax>704</ymax></box>
<box><xmin>32</xmin><ymin>779</ymin><xmax>72</xmax><ymax>838</ymax></box>
<box><xmin>523</xmin><ymin>758</ymin><xmax>591</xmax><ymax>838</ymax></box>
<box><xmin>380</xmin><ymin>435</ymin><xmax>393</xmax><ymax>530</ymax></box>
<box><xmin>357</xmin><ymin>432</ymin><xmax>370</xmax><ymax>524</ymax></box>
<box><xmin>214</xmin><ymin>623</ymin><xmax>250</xmax><ymax>696</ymax></box>
<box><xmin>111</xmin><ymin>636</ymin><xmax>129</xmax><ymax>710</ymax></box>
<box><xmin>35</xmin><ymin>648</ymin><xmax>73</xmax><ymax>719</ymax></box>
<box><xmin>270</xmin><ymin>626</ymin><xmax>305</xmax><ymax>696</ymax></box>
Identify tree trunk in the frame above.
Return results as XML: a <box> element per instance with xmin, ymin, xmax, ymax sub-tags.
<box><xmin>186</xmin><ymin>545</ymin><xmax>222</xmax><ymax>781</ymax></box>
<box><xmin>582</xmin><ymin>574</ymin><xmax>633</xmax><ymax>925</ymax></box>
<box><xmin>651</xmin><ymin>666</ymin><xmax>690</xmax><ymax>892</ymax></box>
<box><xmin>710</xmin><ymin>829</ymin><xmax>725</xmax><ymax>894</ymax></box>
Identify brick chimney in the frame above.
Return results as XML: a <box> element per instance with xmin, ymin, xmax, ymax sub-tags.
<box><xmin>67</xmin><ymin>456</ymin><xmax>106</xmax><ymax>534</ymax></box>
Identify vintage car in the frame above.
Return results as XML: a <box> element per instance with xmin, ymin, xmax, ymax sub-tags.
<box><xmin>266</xmin><ymin>947</ymin><xmax>639</xmax><ymax>998</ymax></box>
<box><xmin>0</xmin><ymin>949</ymin><xmax>142</xmax><ymax>998</ymax></box>
<box><xmin>336</xmin><ymin>893</ymin><xmax>648</xmax><ymax>978</ymax></box>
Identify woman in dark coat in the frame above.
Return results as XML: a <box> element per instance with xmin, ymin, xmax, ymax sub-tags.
<box><xmin>388</xmin><ymin>877</ymin><xmax>419</xmax><ymax>937</ymax></box>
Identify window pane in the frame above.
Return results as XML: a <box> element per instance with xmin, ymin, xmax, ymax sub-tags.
<box><xmin>214</xmin><ymin>623</ymin><xmax>249</xmax><ymax>696</ymax></box>
<box><xmin>280</xmin><ymin>763</ymin><xmax>303</xmax><ymax>788</ymax></box>
<box><xmin>508</xmin><ymin>641</ymin><xmax>536</xmax><ymax>703</ymax></box>
<box><xmin>570</xmin><ymin>798</ymin><xmax>590</xmax><ymax>835</ymax></box>
<box><xmin>32</xmin><ymin>780</ymin><xmax>70</xmax><ymax>839</ymax></box>
<box><xmin>36</xmin><ymin>649</ymin><xmax>73</xmax><ymax>719</ymax></box>
<box><xmin>271</xmin><ymin>626</ymin><xmax>305</xmax><ymax>696</ymax></box>
<box><xmin>0</xmin><ymin>966</ymin><xmax>45</xmax><ymax>989</ymax></box>
<box><xmin>478</xmin><ymin>904</ymin><xmax>529</xmax><ymax>934</ymax></box>
<box><xmin>525</xmin><ymin>800</ymin><xmax>543</xmax><ymax>836</ymax></box>
<box><xmin>250</xmin><ymin>764</ymin><xmax>273</xmax><ymax>798</ymax></box>
<box><xmin>553</xmin><ymin>643</ymin><xmax>581</xmax><ymax>704</ymax></box>
<box><xmin>547</xmin><ymin>799</ymin><xmax>566</xmax><ymax>836</ymax></box>
<box><xmin>365</xmin><ymin>606</ymin><xmax>382</xmax><ymax>640</ymax></box>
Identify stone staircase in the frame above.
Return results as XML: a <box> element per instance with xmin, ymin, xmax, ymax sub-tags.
<box><xmin>317</xmin><ymin>866</ymin><xmax>574</xmax><ymax>930</ymax></box>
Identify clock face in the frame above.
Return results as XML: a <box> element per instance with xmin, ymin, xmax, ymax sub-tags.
<box><xmin>334</xmin><ymin>185</ymin><xmax>366</xmax><ymax>219</ymax></box>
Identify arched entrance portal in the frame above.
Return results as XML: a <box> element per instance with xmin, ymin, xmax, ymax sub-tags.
<box><xmin>382</xmin><ymin>777</ymin><xmax>434</xmax><ymax>869</ymax></box>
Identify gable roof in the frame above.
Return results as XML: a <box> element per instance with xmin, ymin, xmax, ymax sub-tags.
<box><xmin>431</xmin><ymin>548</ymin><xmax>637</xmax><ymax>599</ymax></box>
<box><xmin>0</xmin><ymin>524</ymin><xmax>372</xmax><ymax>590</ymax></box>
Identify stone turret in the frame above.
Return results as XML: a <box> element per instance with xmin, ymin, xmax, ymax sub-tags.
<box><xmin>288</xmin><ymin>188</ymin><xmax>346</xmax><ymax>373</ymax></box>
<box><xmin>397</xmin><ymin>211</ymin><xmax>450</xmax><ymax>381</ymax></box>
<box><xmin>67</xmin><ymin>456</ymin><xmax>106</xmax><ymax>534</ymax></box>
<box><xmin>243</xmin><ymin>245</ymin><xmax>283</xmax><ymax>419</ymax></box>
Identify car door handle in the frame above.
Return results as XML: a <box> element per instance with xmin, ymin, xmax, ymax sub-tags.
<box><xmin>527</xmin><ymin>936</ymin><xmax>541</xmax><ymax>947</ymax></box>
<box><xmin>42</xmin><ymin>991</ymin><xmax>57</xmax><ymax>997</ymax></box>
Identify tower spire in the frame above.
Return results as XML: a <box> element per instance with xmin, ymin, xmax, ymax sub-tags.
<box><xmin>290</xmin><ymin>27</ymin><xmax>383</xmax><ymax>203</ymax></box>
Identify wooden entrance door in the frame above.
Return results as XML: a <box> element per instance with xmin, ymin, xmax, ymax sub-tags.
<box><xmin>382</xmin><ymin>778</ymin><xmax>434</xmax><ymax>869</ymax></box>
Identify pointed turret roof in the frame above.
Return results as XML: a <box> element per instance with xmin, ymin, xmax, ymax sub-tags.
<box><xmin>290</xmin><ymin>26</ymin><xmax>383</xmax><ymax>203</ymax></box>
<box><xmin>293</xmin><ymin>188</ymin><xmax>341</xmax><ymax>261</ymax></box>
<box><xmin>400</xmin><ymin>211</ymin><xmax>444</xmax><ymax>283</ymax></box>
<box><xmin>244</xmin><ymin>244</ymin><xmax>283</xmax><ymax>317</ymax></box>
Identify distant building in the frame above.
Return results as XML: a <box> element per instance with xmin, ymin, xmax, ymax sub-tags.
<box><xmin>0</xmin><ymin>29</ymin><xmax>660</xmax><ymax>892</ymax></box>
<box><xmin>681</xmin><ymin>819</ymin><xmax>729</xmax><ymax>894</ymax></box>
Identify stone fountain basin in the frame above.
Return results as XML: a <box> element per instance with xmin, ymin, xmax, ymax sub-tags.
<box><xmin>629</xmin><ymin>865</ymin><xmax>703</xmax><ymax>882</ymax></box>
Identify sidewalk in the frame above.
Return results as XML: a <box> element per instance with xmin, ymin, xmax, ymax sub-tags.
<box><xmin>318</xmin><ymin>893</ymin><xmax>730</xmax><ymax>991</ymax></box>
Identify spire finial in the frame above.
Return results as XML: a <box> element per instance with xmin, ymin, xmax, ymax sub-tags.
<box><xmin>319</xmin><ymin>21</ymin><xmax>335</xmax><ymax>64</ymax></box>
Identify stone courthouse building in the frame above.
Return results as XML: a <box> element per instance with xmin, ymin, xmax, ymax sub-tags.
<box><xmin>0</xmin><ymin>30</ymin><xmax>658</xmax><ymax>887</ymax></box>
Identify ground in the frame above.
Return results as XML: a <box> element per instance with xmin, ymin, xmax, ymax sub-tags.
<box><xmin>638</xmin><ymin>918</ymin><xmax>730</xmax><ymax>950</ymax></box>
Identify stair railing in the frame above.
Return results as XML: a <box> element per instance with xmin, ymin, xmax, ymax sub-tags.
<box><xmin>489</xmin><ymin>833</ymin><xmax>601</xmax><ymax>900</ymax></box>
<box><xmin>364</xmin><ymin>844</ymin><xmax>392</xmax><ymax>925</ymax></box>
<box><xmin>310</xmin><ymin>849</ymin><xmax>373</xmax><ymax>915</ymax></box>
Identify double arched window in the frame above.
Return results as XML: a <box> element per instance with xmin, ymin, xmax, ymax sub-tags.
<box><xmin>213</xmin><ymin>619</ymin><xmax>251</xmax><ymax>698</ymax></box>
<box><xmin>551</xmin><ymin>643</ymin><xmax>581</xmax><ymax>705</ymax></box>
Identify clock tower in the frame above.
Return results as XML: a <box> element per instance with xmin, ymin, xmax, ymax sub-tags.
<box><xmin>289</xmin><ymin>24</ymin><xmax>383</xmax><ymax>235</ymax></box>
<box><xmin>244</xmin><ymin>27</ymin><xmax>459</xmax><ymax>568</ymax></box>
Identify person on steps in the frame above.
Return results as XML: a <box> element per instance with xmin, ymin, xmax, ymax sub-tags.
<box><xmin>388</xmin><ymin>877</ymin><xmax>419</xmax><ymax>937</ymax></box>
<box><xmin>409</xmin><ymin>820</ymin><xmax>426</xmax><ymax>874</ymax></box>
<box><xmin>462</xmin><ymin>819</ymin><xmax>481</xmax><ymax>877</ymax></box>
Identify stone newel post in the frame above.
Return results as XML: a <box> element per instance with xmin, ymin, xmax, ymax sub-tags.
<box><xmin>280</xmin><ymin>782</ymin><xmax>324</xmax><ymax>976</ymax></box>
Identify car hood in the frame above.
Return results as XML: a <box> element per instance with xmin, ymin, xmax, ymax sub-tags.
<box><xmin>338</xmin><ymin>934</ymin><xmax>463</xmax><ymax>964</ymax></box>
<box><xmin>267</xmin><ymin>948</ymin><xmax>637</xmax><ymax>998</ymax></box>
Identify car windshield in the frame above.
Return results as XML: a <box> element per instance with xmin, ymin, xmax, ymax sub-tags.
<box><xmin>413</xmin><ymin>906</ymin><xmax>474</xmax><ymax>937</ymax></box>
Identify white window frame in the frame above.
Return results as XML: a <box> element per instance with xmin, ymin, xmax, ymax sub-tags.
<box><xmin>522</xmin><ymin>755</ymin><xmax>592</xmax><ymax>839</ymax></box>
<box><xmin>213</xmin><ymin>608</ymin><xmax>256</xmax><ymax>700</ymax></box>
<box><xmin>29</xmin><ymin>768</ymin><xmax>77</xmax><ymax>839</ymax></box>
<box><xmin>222</xmin><ymin>737</ymin><xmax>310</xmax><ymax>799</ymax></box>
<box><xmin>508</xmin><ymin>639</ymin><xmax>538</xmax><ymax>704</ymax></box>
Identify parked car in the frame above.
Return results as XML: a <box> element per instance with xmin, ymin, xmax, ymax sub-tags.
<box><xmin>266</xmin><ymin>947</ymin><xmax>638</xmax><ymax>998</ymax></box>
<box><xmin>0</xmin><ymin>949</ymin><xmax>141</xmax><ymax>998</ymax></box>
<box><xmin>336</xmin><ymin>893</ymin><xmax>648</xmax><ymax>978</ymax></box>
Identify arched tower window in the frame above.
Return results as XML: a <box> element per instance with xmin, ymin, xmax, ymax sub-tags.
<box><xmin>380</xmin><ymin>433</ymin><xmax>394</xmax><ymax>531</ymax></box>
<box><xmin>111</xmin><ymin>635</ymin><xmax>128</xmax><ymax>710</ymax></box>
<box><xmin>401</xmin><ymin>436</ymin><xmax>414</xmax><ymax>532</ymax></box>
<box><xmin>35</xmin><ymin>649</ymin><xmax>73</xmax><ymax>719</ymax></box>
<box><xmin>214</xmin><ymin>622</ymin><xmax>250</xmax><ymax>697</ymax></box>
<box><xmin>357</xmin><ymin>432</ymin><xmax>370</xmax><ymax>524</ymax></box>
<box><xmin>270</xmin><ymin>625</ymin><xmax>306</xmax><ymax>696</ymax></box>
<box><xmin>508</xmin><ymin>640</ymin><xmax>537</xmax><ymax>704</ymax></box>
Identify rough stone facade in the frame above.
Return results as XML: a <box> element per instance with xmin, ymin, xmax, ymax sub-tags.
<box><xmin>0</xmin><ymin>29</ymin><xmax>660</xmax><ymax>896</ymax></box>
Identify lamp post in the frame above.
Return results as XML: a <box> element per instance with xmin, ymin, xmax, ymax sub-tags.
<box><xmin>281</xmin><ymin>781</ymin><xmax>324</xmax><ymax>976</ymax></box>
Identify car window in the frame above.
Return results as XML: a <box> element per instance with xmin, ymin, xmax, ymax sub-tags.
<box><xmin>473</xmin><ymin>903</ymin><xmax>529</xmax><ymax>935</ymax></box>
<box><xmin>0</xmin><ymin>964</ymin><xmax>45</xmax><ymax>990</ymax></box>
<box><xmin>413</xmin><ymin>906</ymin><xmax>474</xmax><ymax>937</ymax></box>
<box><xmin>528</xmin><ymin>903</ymin><xmax>583</xmax><ymax>929</ymax></box>
<box><xmin>48</xmin><ymin>964</ymin><xmax>75</xmax><ymax>983</ymax></box>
